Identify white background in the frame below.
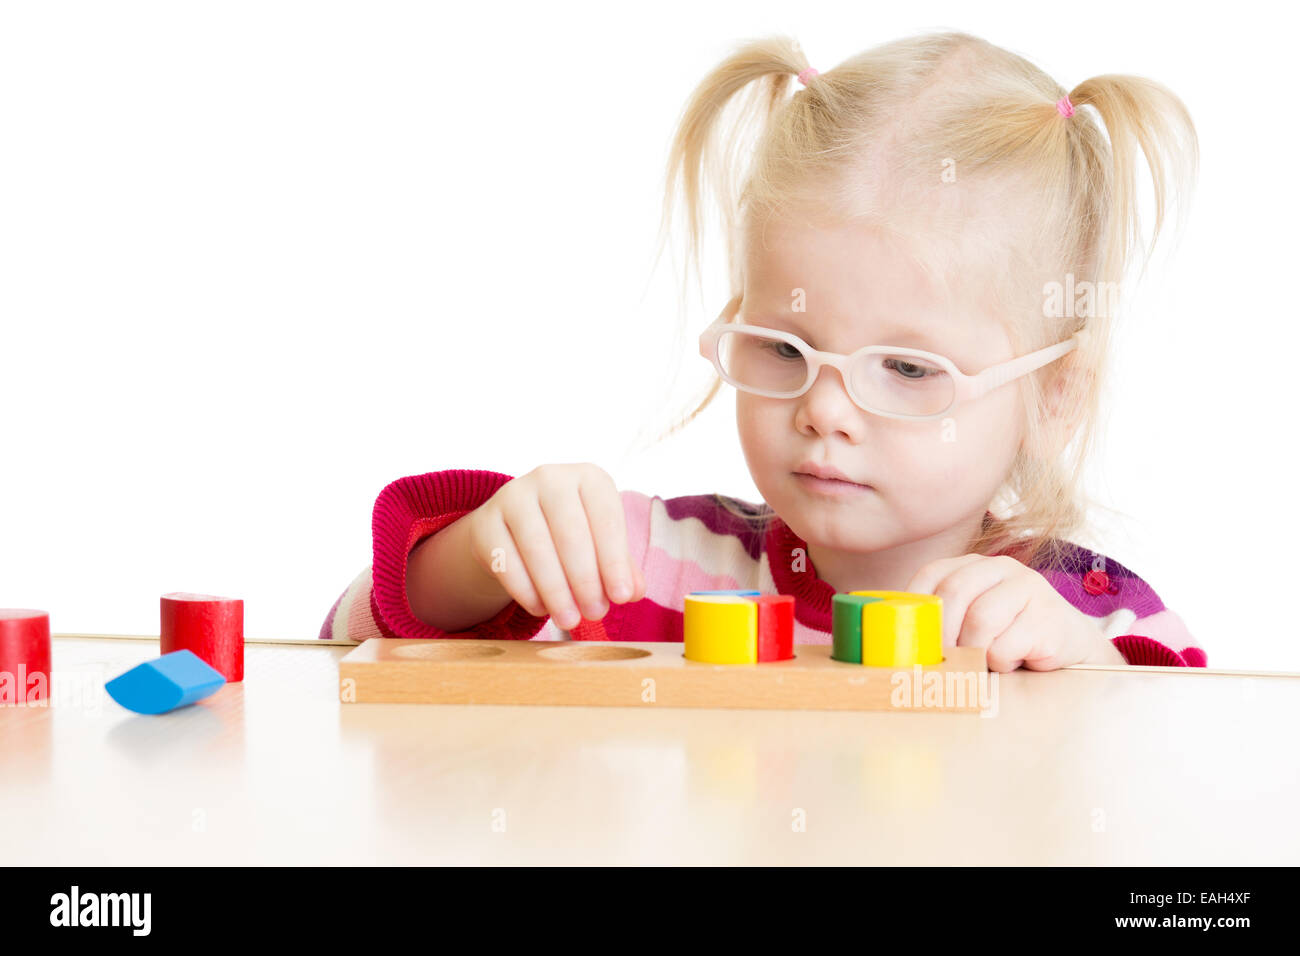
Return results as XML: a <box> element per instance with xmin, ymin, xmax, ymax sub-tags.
<box><xmin>2</xmin><ymin>1</ymin><xmax>1293</xmax><ymax>671</ymax></box>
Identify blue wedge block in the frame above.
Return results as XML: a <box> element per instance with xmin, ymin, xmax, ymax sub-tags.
<box><xmin>689</xmin><ymin>589</ymin><xmax>762</xmax><ymax>596</ymax></box>
<box><xmin>105</xmin><ymin>649</ymin><xmax>226</xmax><ymax>714</ymax></box>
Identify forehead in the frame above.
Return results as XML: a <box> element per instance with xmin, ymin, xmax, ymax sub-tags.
<box><xmin>738</xmin><ymin>213</ymin><xmax>1013</xmax><ymax>357</ymax></box>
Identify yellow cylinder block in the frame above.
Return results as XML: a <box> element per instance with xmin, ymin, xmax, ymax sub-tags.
<box><xmin>683</xmin><ymin>595</ymin><xmax>758</xmax><ymax>664</ymax></box>
<box><xmin>857</xmin><ymin>593</ymin><xmax>942</xmax><ymax>667</ymax></box>
<box><xmin>849</xmin><ymin>590</ymin><xmax>920</xmax><ymax>601</ymax></box>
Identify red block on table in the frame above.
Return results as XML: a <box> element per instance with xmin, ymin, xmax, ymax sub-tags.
<box><xmin>754</xmin><ymin>594</ymin><xmax>794</xmax><ymax>662</ymax></box>
<box><xmin>160</xmin><ymin>593</ymin><xmax>243</xmax><ymax>683</ymax></box>
<box><xmin>0</xmin><ymin>609</ymin><xmax>51</xmax><ymax>703</ymax></box>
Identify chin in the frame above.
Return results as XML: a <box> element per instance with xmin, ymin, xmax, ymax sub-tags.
<box><xmin>782</xmin><ymin>499</ymin><xmax>889</xmax><ymax>550</ymax></box>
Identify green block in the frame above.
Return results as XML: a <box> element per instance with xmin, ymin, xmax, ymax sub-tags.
<box><xmin>831</xmin><ymin>594</ymin><xmax>883</xmax><ymax>663</ymax></box>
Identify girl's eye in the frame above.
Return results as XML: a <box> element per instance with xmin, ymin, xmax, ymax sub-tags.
<box><xmin>762</xmin><ymin>341</ymin><xmax>803</xmax><ymax>360</ymax></box>
<box><xmin>883</xmin><ymin>358</ymin><xmax>938</xmax><ymax>380</ymax></box>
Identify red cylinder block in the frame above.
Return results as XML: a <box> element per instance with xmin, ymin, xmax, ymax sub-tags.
<box><xmin>160</xmin><ymin>593</ymin><xmax>244</xmax><ymax>683</ymax></box>
<box><xmin>0</xmin><ymin>609</ymin><xmax>51</xmax><ymax>703</ymax></box>
<box><xmin>754</xmin><ymin>594</ymin><xmax>795</xmax><ymax>662</ymax></box>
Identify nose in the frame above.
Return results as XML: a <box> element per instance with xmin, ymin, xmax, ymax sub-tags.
<box><xmin>793</xmin><ymin>364</ymin><xmax>866</xmax><ymax>441</ymax></box>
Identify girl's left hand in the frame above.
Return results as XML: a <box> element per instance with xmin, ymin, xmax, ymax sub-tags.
<box><xmin>905</xmin><ymin>555</ymin><xmax>1126</xmax><ymax>672</ymax></box>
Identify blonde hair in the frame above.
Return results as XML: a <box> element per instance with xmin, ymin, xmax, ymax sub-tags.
<box><xmin>647</xmin><ymin>31</ymin><xmax>1197</xmax><ymax>572</ymax></box>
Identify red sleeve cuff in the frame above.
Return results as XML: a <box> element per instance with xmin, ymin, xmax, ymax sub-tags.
<box><xmin>370</xmin><ymin>469</ymin><xmax>552</xmax><ymax>641</ymax></box>
<box><xmin>1111</xmin><ymin>634</ymin><xmax>1206</xmax><ymax>667</ymax></box>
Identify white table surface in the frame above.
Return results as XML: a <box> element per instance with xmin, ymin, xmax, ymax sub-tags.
<box><xmin>1</xmin><ymin>635</ymin><xmax>1296</xmax><ymax>865</ymax></box>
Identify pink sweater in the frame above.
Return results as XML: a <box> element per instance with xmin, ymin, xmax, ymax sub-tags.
<box><xmin>318</xmin><ymin>468</ymin><xmax>1207</xmax><ymax>667</ymax></box>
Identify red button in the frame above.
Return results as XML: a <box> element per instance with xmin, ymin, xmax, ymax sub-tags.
<box><xmin>1082</xmin><ymin>570</ymin><xmax>1118</xmax><ymax>596</ymax></box>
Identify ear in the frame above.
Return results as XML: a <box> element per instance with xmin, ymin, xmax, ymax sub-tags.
<box><xmin>1040</xmin><ymin>350</ymin><xmax>1093</xmax><ymax>454</ymax></box>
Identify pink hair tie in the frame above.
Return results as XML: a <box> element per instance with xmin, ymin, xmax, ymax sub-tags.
<box><xmin>1056</xmin><ymin>95</ymin><xmax>1075</xmax><ymax>118</ymax></box>
<box><xmin>797</xmin><ymin>67</ymin><xmax>819</xmax><ymax>86</ymax></box>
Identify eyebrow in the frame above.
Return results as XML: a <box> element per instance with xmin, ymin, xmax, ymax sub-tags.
<box><xmin>742</xmin><ymin>311</ymin><xmax>951</xmax><ymax>354</ymax></box>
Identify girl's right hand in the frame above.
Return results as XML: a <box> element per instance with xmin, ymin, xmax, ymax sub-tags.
<box><xmin>465</xmin><ymin>463</ymin><xmax>647</xmax><ymax>629</ymax></box>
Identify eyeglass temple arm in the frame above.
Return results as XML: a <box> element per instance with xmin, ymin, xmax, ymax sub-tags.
<box><xmin>968</xmin><ymin>334</ymin><xmax>1081</xmax><ymax>398</ymax></box>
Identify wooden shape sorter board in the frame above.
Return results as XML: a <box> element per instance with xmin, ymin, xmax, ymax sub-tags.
<box><xmin>337</xmin><ymin>640</ymin><xmax>991</xmax><ymax>713</ymax></box>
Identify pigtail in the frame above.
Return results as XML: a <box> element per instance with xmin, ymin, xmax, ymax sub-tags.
<box><xmin>654</xmin><ymin>36</ymin><xmax>816</xmax><ymax>304</ymax></box>
<box><xmin>643</xmin><ymin>37</ymin><xmax>815</xmax><ymax>447</ymax></box>
<box><xmin>970</xmin><ymin>72</ymin><xmax>1199</xmax><ymax>572</ymax></box>
<box><xmin>1067</xmin><ymin>75</ymin><xmax>1199</xmax><ymax>289</ymax></box>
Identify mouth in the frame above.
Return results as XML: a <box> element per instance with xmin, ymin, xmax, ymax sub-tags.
<box><xmin>792</xmin><ymin>470</ymin><xmax>873</xmax><ymax>495</ymax></box>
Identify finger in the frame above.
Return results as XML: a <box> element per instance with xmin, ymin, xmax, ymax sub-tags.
<box><xmin>957</xmin><ymin>577</ymin><xmax>1031</xmax><ymax>652</ymax></box>
<box><xmin>985</xmin><ymin>611</ymin><xmax>1039</xmax><ymax>672</ymax></box>
<box><xmin>578</xmin><ymin>474</ymin><xmax>640</xmax><ymax>604</ymax></box>
<box><xmin>932</xmin><ymin>555</ymin><xmax>1025</xmax><ymax>647</ymax></box>
<box><xmin>476</xmin><ymin>509</ymin><xmax>545</xmax><ymax>617</ymax></box>
<box><xmin>537</xmin><ymin>483</ymin><xmax>609</xmax><ymax>623</ymax></box>
<box><xmin>905</xmin><ymin>553</ymin><xmax>985</xmax><ymax>597</ymax></box>
<box><xmin>501</xmin><ymin>498</ymin><xmax>583</xmax><ymax>628</ymax></box>
<box><xmin>1015</xmin><ymin>612</ymin><xmax>1092</xmax><ymax>672</ymax></box>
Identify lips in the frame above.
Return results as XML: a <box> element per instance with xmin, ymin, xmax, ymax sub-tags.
<box><xmin>794</xmin><ymin>462</ymin><xmax>868</xmax><ymax>485</ymax></box>
<box><xmin>793</xmin><ymin>471</ymin><xmax>873</xmax><ymax>497</ymax></box>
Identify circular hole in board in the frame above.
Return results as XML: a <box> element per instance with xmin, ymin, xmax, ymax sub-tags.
<box><xmin>536</xmin><ymin>644</ymin><xmax>652</xmax><ymax>662</ymax></box>
<box><xmin>390</xmin><ymin>643</ymin><xmax>506</xmax><ymax>660</ymax></box>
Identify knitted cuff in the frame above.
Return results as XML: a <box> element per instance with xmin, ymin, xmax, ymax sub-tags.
<box><xmin>371</xmin><ymin>469</ymin><xmax>551</xmax><ymax>641</ymax></box>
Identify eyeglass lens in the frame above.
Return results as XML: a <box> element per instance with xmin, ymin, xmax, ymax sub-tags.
<box><xmin>716</xmin><ymin>328</ymin><xmax>956</xmax><ymax>417</ymax></box>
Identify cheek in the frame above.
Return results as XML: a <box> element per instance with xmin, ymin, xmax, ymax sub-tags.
<box><xmin>965</xmin><ymin>387</ymin><xmax>1025</xmax><ymax>461</ymax></box>
<box><xmin>736</xmin><ymin>395</ymin><xmax>786</xmax><ymax>459</ymax></box>
<box><xmin>888</xmin><ymin>396</ymin><xmax>1022</xmax><ymax>495</ymax></box>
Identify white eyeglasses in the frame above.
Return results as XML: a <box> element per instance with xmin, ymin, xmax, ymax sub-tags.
<box><xmin>698</xmin><ymin>297</ymin><xmax>1080</xmax><ymax>421</ymax></box>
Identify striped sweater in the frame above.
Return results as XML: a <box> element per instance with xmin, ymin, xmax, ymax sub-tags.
<box><xmin>319</xmin><ymin>468</ymin><xmax>1207</xmax><ymax>667</ymax></box>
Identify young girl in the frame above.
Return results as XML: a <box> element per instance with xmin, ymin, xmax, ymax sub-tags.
<box><xmin>320</xmin><ymin>31</ymin><xmax>1205</xmax><ymax>672</ymax></box>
